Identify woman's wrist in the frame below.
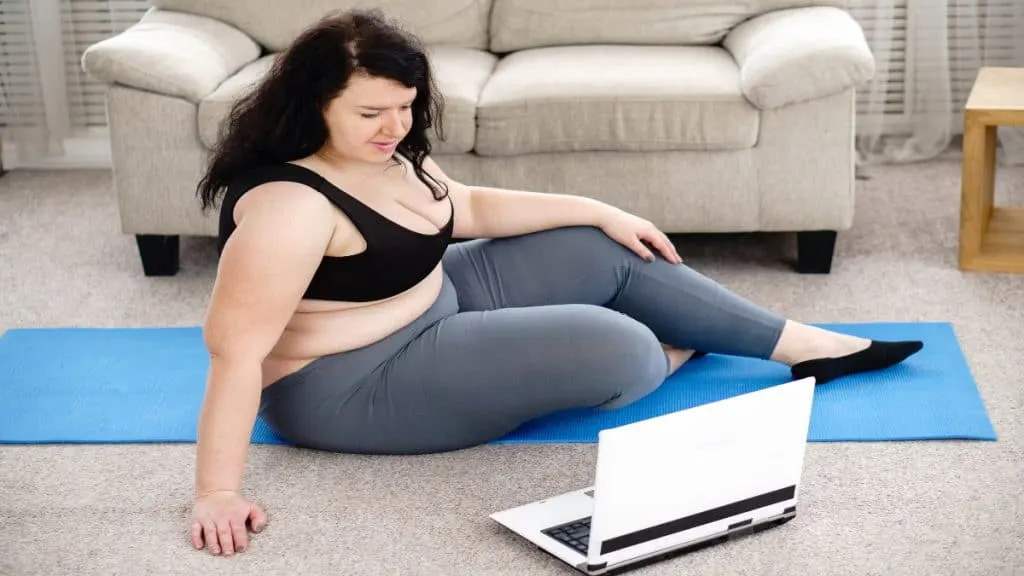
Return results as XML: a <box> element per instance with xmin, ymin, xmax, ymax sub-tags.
<box><xmin>196</xmin><ymin>487</ymin><xmax>238</xmax><ymax>499</ymax></box>
<box><xmin>591</xmin><ymin>201</ymin><xmax>624</xmax><ymax>229</ymax></box>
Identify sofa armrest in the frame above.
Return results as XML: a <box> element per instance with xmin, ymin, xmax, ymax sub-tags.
<box><xmin>82</xmin><ymin>8</ymin><xmax>261</xmax><ymax>102</ymax></box>
<box><xmin>723</xmin><ymin>7</ymin><xmax>874</xmax><ymax>110</ymax></box>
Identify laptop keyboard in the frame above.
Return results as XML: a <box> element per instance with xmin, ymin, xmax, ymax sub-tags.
<box><xmin>542</xmin><ymin>517</ymin><xmax>592</xmax><ymax>554</ymax></box>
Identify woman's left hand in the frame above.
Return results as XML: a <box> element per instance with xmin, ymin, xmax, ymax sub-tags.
<box><xmin>598</xmin><ymin>209</ymin><xmax>682</xmax><ymax>264</ymax></box>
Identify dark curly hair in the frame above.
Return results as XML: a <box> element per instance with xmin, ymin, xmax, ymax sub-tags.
<box><xmin>197</xmin><ymin>8</ymin><xmax>447</xmax><ymax>211</ymax></box>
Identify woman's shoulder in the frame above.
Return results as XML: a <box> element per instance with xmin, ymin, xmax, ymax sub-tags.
<box><xmin>219</xmin><ymin>162</ymin><xmax>332</xmax><ymax>228</ymax></box>
<box><xmin>227</xmin><ymin>161</ymin><xmax>322</xmax><ymax>195</ymax></box>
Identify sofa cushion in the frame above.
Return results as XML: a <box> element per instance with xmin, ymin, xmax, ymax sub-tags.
<box><xmin>197</xmin><ymin>47</ymin><xmax>495</xmax><ymax>154</ymax></box>
<box><xmin>198</xmin><ymin>54</ymin><xmax>276</xmax><ymax>148</ymax></box>
<box><xmin>151</xmin><ymin>0</ymin><xmax>493</xmax><ymax>51</ymax></box>
<box><xmin>724</xmin><ymin>7</ymin><xmax>875</xmax><ymax>109</ymax></box>
<box><xmin>81</xmin><ymin>8</ymin><xmax>261</xmax><ymax>103</ymax></box>
<box><xmin>474</xmin><ymin>45</ymin><xmax>759</xmax><ymax>157</ymax></box>
<box><xmin>489</xmin><ymin>0</ymin><xmax>850</xmax><ymax>52</ymax></box>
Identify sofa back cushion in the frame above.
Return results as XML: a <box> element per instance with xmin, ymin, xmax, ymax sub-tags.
<box><xmin>489</xmin><ymin>0</ymin><xmax>850</xmax><ymax>52</ymax></box>
<box><xmin>151</xmin><ymin>0</ymin><xmax>493</xmax><ymax>51</ymax></box>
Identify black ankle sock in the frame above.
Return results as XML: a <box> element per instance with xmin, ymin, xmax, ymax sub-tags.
<box><xmin>790</xmin><ymin>340</ymin><xmax>924</xmax><ymax>385</ymax></box>
<box><xmin>691</xmin><ymin>350</ymin><xmax>708</xmax><ymax>359</ymax></box>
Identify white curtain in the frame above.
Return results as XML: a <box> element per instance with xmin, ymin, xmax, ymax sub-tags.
<box><xmin>853</xmin><ymin>0</ymin><xmax>1024</xmax><ymax>166</ymax></box>
<box><xmin>0</xmin><ymin>0</ymin><xmax>146</xmax><ymax>165</ymax></box>
<box><xmin>0</xmin><ymin>0</ymin><xmax>62</xmax><ymax>164</ymax></box>
<box><xmin>61</xmin><ymin>0</ymin><xmax>150</xmax><ymax>129</ymax></box>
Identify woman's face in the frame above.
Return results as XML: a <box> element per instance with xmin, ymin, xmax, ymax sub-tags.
<box><xmin>321</xmin><ymin>72</ymin><xmax>416</xmax><ymax>164</ymax></box>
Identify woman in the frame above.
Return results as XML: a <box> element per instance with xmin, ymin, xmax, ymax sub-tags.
<box><xmin>189</xmin><ymin>9</ymin><xmax>922</xmax><ymax>557</ymax></box>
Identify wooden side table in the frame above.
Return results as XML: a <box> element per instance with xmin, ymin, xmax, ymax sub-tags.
<box><xmin>959</xmin><ymin>67</ymin><xmax>1024</xmax><ymax>273</ymax></box>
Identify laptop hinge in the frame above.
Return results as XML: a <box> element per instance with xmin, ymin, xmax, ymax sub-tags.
<box><xmin>727</xmin><ymin>518</ymin><xmax>755</xmax><ymax>538</ymax></box>
<box><xmin>728</xmin><ymin>518</ymin><xmax>753</xmax><ymax>530</ymax></box>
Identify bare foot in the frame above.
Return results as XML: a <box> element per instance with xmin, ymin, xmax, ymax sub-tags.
<box><xmin>661</xmin><ymin>344</ymin><xmax>696</xmax><ymax>374</ymax></box>
<box><xmin>770</xmin><ymin>321</ymin><xmax>870</xmax><ymax>366</ymax></box>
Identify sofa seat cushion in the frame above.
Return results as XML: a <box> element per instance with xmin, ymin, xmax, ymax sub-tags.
<box><xmin>197</xmin><ymin>47</ymin><xmax>497</xmax><ymax>153</ymax></box>
<box><xmin>475</xmin><ymin>45</ymin><xmax>759</xmax><ymax>156</ymax></box>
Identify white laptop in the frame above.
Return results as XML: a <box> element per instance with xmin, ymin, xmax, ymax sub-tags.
<box><xmin>490</xmin><ymin>377</ymin><xmax>816</xmax><ymax>575</ymax></box>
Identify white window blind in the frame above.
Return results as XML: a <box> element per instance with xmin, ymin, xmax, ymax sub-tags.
<box><xmin>1</xmin><ymin>0</ymin><xmax>148</xmax><ymax>137</ymax></box>
<box><xmin>848</xmin><ymin>0</ymin><xmax>908</xmax><ymax>121</ymax></box>
<box><xmin>947</xmin><ymin>0</ymin><xmax>1022</xmax><ymax>112</ymax></box>
<box><xmin>62</xmin><ymin>0</ymin><xmax>150</xmax><ymax>128</ymax></box>
<box><xmin>849</xmin><ymin>0</ymin><xmax>1022</xmax><ymax>135</ymax></box>
<box><xmin>0</xmin><ymin>0</ymin><xmax>45</xmax><ymax>130</ymax></box>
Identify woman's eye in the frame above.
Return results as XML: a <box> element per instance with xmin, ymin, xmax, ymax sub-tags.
<box><xmin>360</xmin><ymin>105</ymin><xmax>410</xmax><ymax>118</ymax></box>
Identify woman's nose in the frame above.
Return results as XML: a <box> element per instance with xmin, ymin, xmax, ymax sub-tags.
<box><xmin>382</xmin><ymin>110</ymin><xmax>403</xmax><ymax>135</ymax></box>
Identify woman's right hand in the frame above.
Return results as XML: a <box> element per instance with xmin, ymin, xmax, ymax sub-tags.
<box><xmin>190</xmin><ymin>490</ymin><xmax>268</xmax><ymax>556</ymax></box>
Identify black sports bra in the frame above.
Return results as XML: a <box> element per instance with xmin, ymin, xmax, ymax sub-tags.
<box><xmin>218</xmin><ymin>162</ymin><xmax>454</xmax><ymax>302</ymax></box>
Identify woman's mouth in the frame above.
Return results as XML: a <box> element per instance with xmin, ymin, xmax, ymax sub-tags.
<box><xmin>372</xmin><ymin>140</ymin><xmax>398</xmax><ymax>152</ymax></box>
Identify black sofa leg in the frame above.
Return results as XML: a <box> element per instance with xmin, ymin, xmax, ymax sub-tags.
<box><xmin>795</xmin><ymin>231</ymin><xmax>837</xmax><ymax>274</ymax></box>
<box><xmin>135</xmin><ymin>234</ymin><xmax>180</xmax><ymax>276</ymax></box>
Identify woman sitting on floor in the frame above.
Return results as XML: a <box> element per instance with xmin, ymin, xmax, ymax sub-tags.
<box><xmin>188</xmin><ymin>8</ymin><xmax>923</xmax><ymax>557</ymax></box>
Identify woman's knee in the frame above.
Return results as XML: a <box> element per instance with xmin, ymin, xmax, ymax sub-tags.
<box><xmin>563</xmin><ymin>306</ymin><xmax>668</xmax><ymax>407</ymax></box>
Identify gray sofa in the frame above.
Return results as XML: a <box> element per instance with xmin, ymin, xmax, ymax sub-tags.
<box><xmin>81</xmin><ymin>0</ymin><xmax>874</xmax><ymax>275</ymax></box>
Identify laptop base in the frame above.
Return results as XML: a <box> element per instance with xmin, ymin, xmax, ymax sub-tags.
<box><xmin>555</xmin><ymin>511</ymin><xmax>796</xmax><ymax>576</ymax></box>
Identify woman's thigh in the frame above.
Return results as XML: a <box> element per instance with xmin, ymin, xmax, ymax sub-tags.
<box><xmin>264</xmin><ymin>303</ymin><xmax>669</xmax><ymax>454</ymax></box>
<box><xmin>442</xmin><ymin>227</ymin><xmax>785</xmax><ymax>359</ymax></box>
<box><xmin>441</xmin><ymin>227</ymin><xmax>630</xmax><ymax>312</ymax></box>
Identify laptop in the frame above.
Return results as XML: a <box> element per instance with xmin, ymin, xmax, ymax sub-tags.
<box><xmin>490</xmin><ymin>377</ymin><xmax>816</xmax><ymax>575</ymax></box>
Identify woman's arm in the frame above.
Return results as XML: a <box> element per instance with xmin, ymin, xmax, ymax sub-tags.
<box><xmin>195</xmin><ymin>356</ymin><xmax>263</xmax><ymax>496</ymax></box>
<box><xmin>424</xmin><ymin>157</ymin><xmax>621</xmax><ymax>239</ymax></box>
<box><xmin>196</xmin><ymin>182</ymin><xmax>336</xmax><ymax>496</ymax></box>
<box><xmin>467</xmin><ymin>186</ymin><xmax>620</xmax><ymax>238</ymax></box>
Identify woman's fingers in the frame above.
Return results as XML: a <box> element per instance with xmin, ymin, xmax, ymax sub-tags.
<box><xmin>191</xmin><ymin>492</ymin><xmax>265</xmax><ymax>556</ymax></box>
<box><xmin>630</xmin><ymin>236</ymin><xmax>655</xmax><ymax>261</ymax></box>
<box><xmin>202</xmin><ymin>521</ymin><xmax>219</xmax><ymax>554</ymax></box>
<box><xmin>667</xmin><ymin>234</ymin><xmax>682</xmax><ymax>262</ymax></box>
<box><xmin>231</xmin><ymin>518</ymin><xmax>249</xmax><ymax>552</ymax></box>
<box><xmin>634</xmin><ymin>228</ymin><xmax>680</xmax><ymax>264</ymax></box>
<box><xmin>648</xmin><ymin>230</ymin><xmax>681</xmax><ymax>263</ymax></box>
<box><xmin>249</xmin><ymin>503</ymin><xmax>268</xmax><ymax>533</ymax></box>
<box><xmin>217</xmin><ymin>522</ymin><xmax>236</xmax><ymax>556</ymax></box>
<box><xmin>190</xmin><ymin>522</ymin><xmax>204</xmax><ymax>550</ymax></box>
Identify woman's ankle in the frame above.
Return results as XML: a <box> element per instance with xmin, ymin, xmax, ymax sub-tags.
<box><xmin>661</xmin><ymin>344</ymin><xmax>696</xmax><ymax>374</ymax></box>
<box><xmin>769</xmin><ymin>320</ymin><xmax>870</xmax><ymax>366</ymax></box>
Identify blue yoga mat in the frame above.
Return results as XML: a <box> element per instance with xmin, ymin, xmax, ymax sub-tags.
<box><xmin>0</xmin><ymin>322</ymin><xmax>996</xmax><ymax>445</ymax></box>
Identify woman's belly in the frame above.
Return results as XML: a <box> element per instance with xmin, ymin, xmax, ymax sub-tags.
<box><xmin>260</xmin><ymin>265</ymin><xmax>444</xmax><ymax>388</ymax></box>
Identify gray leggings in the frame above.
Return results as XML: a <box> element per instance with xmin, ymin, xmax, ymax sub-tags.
<box><xmin>259</xmin><ymin>226</ymin><xmax>786</xmax><ymax>454</ymax></box>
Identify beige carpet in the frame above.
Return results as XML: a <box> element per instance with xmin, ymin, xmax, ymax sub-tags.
<box><xmin>1</xmin><ymin>154</ymin><xmax>1022</xmax><ymax>576</ymax></box>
